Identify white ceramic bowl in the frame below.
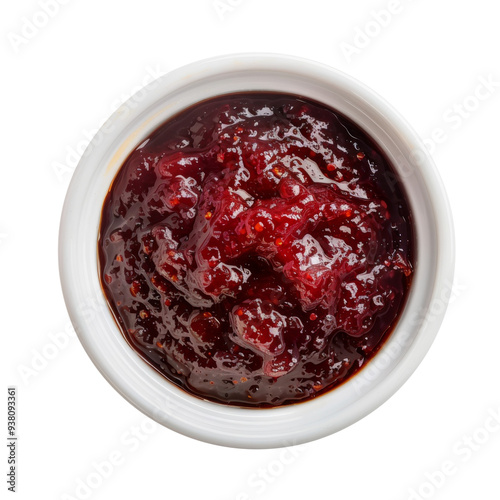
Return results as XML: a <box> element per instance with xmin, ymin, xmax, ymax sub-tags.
<box><xmin>59</xmin><ymin>53</ymin><xmax>454</xmax><ymax>448</ymax></box>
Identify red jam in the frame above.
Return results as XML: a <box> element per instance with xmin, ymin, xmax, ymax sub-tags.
<box><xmin>98</xmin><ymin>93</ymin><xmax>413</xmax><ymax>407</ymax></box>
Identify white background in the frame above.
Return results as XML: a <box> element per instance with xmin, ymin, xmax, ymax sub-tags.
<box><xmin>2</xmin><ymin>0</ymin><xmax>500</xmax><ymax>499</ymax></box>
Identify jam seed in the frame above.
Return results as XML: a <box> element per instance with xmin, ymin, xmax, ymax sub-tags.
<box><xmin>254</xmin><ymin>222</ymin><xmax>264</xmax><ymax>232</ymax></box>
<box><xmin>275</xmin><ymin>237</ymin><xmax>284</xmax><ymax>246</ymax></box>
<box><xmin>130</xmin><ymin>280</ymin><xmax>141</xmax><ymax>296</ymax></box>
<box><xmin>104</xmin><ymin>274</ymin><xmax>112</xmax><ymax>284</ymax></box>
<box><xmin>205</xmin><ymin>211</ymin><xmax>213</xmax><ymax>220</ymax></box>
<box><xmin>109</xmin><ymin>230</ymin><xmax>123</xmax><ymax>242</ymax></box>
<box><xmin>357</xmin><ymin>152</ymin><xmax>365</xmax><ymax>160</ymax></box>
<box><xmin>327</xmin><ymin>163</ymin><xmax>336</xmax><ymax>171</ymax></box>
<box><xmin>310</xmin><ymin>313</ymin><xmax>317</xmax><ymax>321</ymax></box>
<box><xmin>139</xmin><ymin>310</ymin><xmax>149</xmax><ymax>319</ymax></box>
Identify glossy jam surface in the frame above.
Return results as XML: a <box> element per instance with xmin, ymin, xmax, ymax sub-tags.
<box><xmin>98</xmin><ymin>93</ymin><xmax>413</xmax><ymax>407</ymax></box>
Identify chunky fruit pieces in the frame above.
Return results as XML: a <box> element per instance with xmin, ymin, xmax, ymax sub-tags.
<box><xmin>99</xmin><ymin>93</ymin><xmax>413</xmax><ymax>406</ymax></box>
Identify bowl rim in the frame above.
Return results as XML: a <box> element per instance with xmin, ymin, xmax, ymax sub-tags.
<box><xmin>59</xmin><ymin>53</ymin><xmax>455</xmax><ymax>448</ymax></box>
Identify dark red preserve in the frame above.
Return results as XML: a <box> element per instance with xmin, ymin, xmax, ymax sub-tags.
<box><xmin>98</xmin><ymin>93</ymin><xmax>413</xmax><ymax>407</ymax></box>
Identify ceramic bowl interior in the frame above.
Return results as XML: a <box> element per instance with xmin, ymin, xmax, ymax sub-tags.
<box><xmin>59</xmin><ymin>54</ymin><xmax>454</xmax><ymax>448</ymax></box>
